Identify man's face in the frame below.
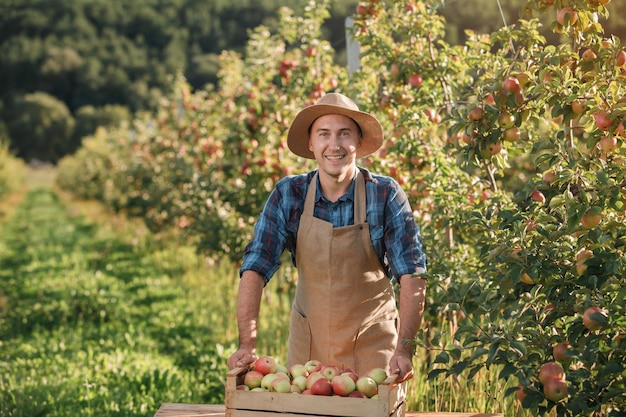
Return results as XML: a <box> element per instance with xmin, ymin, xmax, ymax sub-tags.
<box><xmin>308</xmin><ymin>114</ymin><xmax>361</xmax><ymax>180</ymax></box>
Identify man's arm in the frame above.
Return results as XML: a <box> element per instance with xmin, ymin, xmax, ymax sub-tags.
<box><xmin>226</xmin><ymin>270</ymin><xmax>266</xmax><ymax>369</ymax></box>
<box><xmin>389</xmin><ymin>274</ymin><xmax>426</xmax><ymax>382</ymax></box>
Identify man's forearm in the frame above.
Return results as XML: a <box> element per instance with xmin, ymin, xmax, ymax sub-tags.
<box><xmin>237</xmin><ymin>270</ymin><xmax>266</xmax><ymax>350</ymax></box>
<box><xmin>397</xmin><ymin>274</ymin><xmax>427</xmax><ymax>353</ymax></box>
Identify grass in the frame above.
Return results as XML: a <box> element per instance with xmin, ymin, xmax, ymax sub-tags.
<box><xmin>0</xmin><ymin>167</ymin><xmax>524</xmax><ymax>416</ymax></box>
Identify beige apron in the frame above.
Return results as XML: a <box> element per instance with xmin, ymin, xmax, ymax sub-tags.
<box><xmin>287</xmin><ymin>171</ymin><xmax>398</xmax><ymax>375</ymax></box>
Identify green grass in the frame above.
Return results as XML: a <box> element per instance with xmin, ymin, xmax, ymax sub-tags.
<box><xmin>0</xmin><ymin>169</ymin><xmax>524</xmax><ymax>416</ymax></box>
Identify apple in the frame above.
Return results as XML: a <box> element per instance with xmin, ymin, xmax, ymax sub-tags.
<box><xmin>617</xmin><ymin>50</ymin><xmax>626</xmax><ymax>67</ymax></box>
<box><xmin>581</xmin><ymin>210</ymin><xmax>602</xmax><ymax>229</ymax></box>
<box><xmin>271</xmin><ymin>377</ymin><xmax>292</xmax><ymax>393</ymax></box>
<box><xmin>408</xmin><ymin>74</ymin><xmax>423</xmax><ymax>88</ymax></box>
<box><xmin>254</xmin><ymin>356</ymin><xmax>277</xmax><ymax>375</ymax></box>
<box><xmin>487</xmin><ymin>141</ymin><xmax>503</xmax><ymax>155</ymax></box>
<box><xmin>556</xmin><ymin>7</ymin><xmax>578</xmax><ymax>26</ymax></box>
<box><xmin>576</xmin><ymin>248</ymin><xmax>593</xmax><ymax>275</ymax></box>
<box><xmin>497</xmin><ymin>112</ymin><xmax>516</xmax><ymax>129</ymax></box>
<box><xmin>538</xmin><ymin>362</ymin><xmax>564</xmax><ymax>384</ymax></box>
<box><xmin>292</xmin><ymin>375</ymin><xmax>308</xmax><ymax>392</ymax></box>
<box><xmin>582</xmin><ymin>49</ymin><xmax>597</xmax><ymax>62</ymax></box>
<box><xmin>348</xmin><ymin>390</ymin><xmax>368</xmax><ymax>398</ymax></box>
<box><xmin>515</xmin><ymin>385</ymin><xmax>527</xmax><ymax>403</ymax></box>
<box><xmin>503</xmin><ymin>76</ymin><xmax>521</xmax><ymax>94</ymax></box>
<box><xmin>582</xmin><ymin>306</ymin><xmax>607</xmax><ymax>331</ymax></box>
<box><xmin>367</xmin><ymin>368</ymin><xmax>388</xmax><ymax>385</ymax></box>
<box><xmin>261</xmin><ymin>373</ymin><xmax>280</xmax><ymax>390</ymax></box>
<box><xmin>305</xmin><ymin>371</ymin><xmax>325</xmax><ymax>390</ymax></box>
<box><xmin>571</xmin><ymin>100</ymin><xmax>585</xmax><ymax>115</ymax></box>
<box><xmin>543</xmin><ymin>377</ymin><xmax>568</xmax><ymax>402</ymax></box>
<box><xmin>236</xmin><ymin>384</ymin><xmax>249</xmax><ymax>390</ymax></box>
<box><xmin>341</xmin><ymin>370</ymin><xmax>359</xmax><ymax>383</ymax></box>
<box><xmin>310</xmin><ymin>377</ymin><xmax>333</xmax><ymax>396</ymax></box>
<box><xmin>244</xmin><ymin>370</ymin><xmax>264</xmax><ymax>389</ymax></box>
<box><xmin>617</xmin><ymin>121</ymin><xmax>625</xmax><ymax>137</ymax></box>
<box><xmin>289</xmin><ymin>364</ymin><xmax>309</xmax><ymax>379</ymax></box>
<box><xmin>543</xmin><ymin>171</ymin><xmax>556</xmax><ymax>183</ymax></box>
<box><xmin>275</xmin><ymin>363</ymin><xmax>289</xmax><ymax>374</ymax></box>
<box><xmin>332</xmin><ymin>374</ymin><xmax>356</xmax><ymax>396</ymax></box>
<box><xmin>599</xmin><ymin>135</ymin><xmax>618</xmax><ymax>152</ymax></box>
<box><xmin>290</xmin><ymin>384</ymin><xmax>302</xmax><ymax>393</ymax></box>
<box><xmin>304</xmin><ymin>359</ymin><xmax>322</xmax><ymax>373</ymax></box>
<box><xmin>320</xmin><ymin>365</ymin><xmax>340</xmax><ymax>380</ymax></box>
<box><xmin>553</xmin><ymin>342</ymin><xmax>571</xmax><ymax>363</ymax></box>
<box><xmin>468</xmin><ymin>107</ymin><xmax>485</xmax><ymax>121</ymax></box>
<box><xmin>503</xmin><ymin>127</ymin><xmax>521</xmax><ymax>142</ymax></box>
<box><xmin>594</xmin><ymin>111</ymin><xmax>613</xmax><ymax>131</ymax></box>
<box><xmin>356</xmin><ymin>376</ymin><xmax>378</xmax><ymax>398</ymax></box>
<box><xmin>531</xmin><ymin>190</ymin><xmax>546</xmax><ymax>205</ymax></box>
<box><xmin>520</xmin><ymin>272</ymin><xmax>534</xmax><ymax>284</ymax></box>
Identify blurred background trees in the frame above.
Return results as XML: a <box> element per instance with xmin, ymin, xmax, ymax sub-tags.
<box><xmin>1</xmin><ymin>0</ymin><xmax>625</xmax><ymax>162</ymax></box>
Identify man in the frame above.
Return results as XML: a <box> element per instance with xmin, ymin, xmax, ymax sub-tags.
<box><xmin>226</xmin><ymin>93</ymin><xmax>427</xmax><ymax>383</ymax></box>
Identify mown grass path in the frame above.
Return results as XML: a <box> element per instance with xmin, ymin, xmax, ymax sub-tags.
<box><xmin>0</xmin><ymin>186</ymin><xmax>235</xmax><ymax>416</ymax></box>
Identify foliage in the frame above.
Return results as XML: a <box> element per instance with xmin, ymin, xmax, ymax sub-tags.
<box><xmin>0</xmin><ymin>139</ymin><xmax>25</xmax><ymax>199</ymax></box>
<box><xmin>0</xmin><ymin>187</ymin><xmax>233</xmax><ymax>416</ymax></box>
<box><xmin>54</xmin><ymin>0</ymin><xmax>626</xmax><ymax>415</ymax></box>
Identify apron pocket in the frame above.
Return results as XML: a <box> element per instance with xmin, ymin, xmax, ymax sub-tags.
<box><xmin>287</xmin><ymin>305</ymin><xmax>311</xmax><ymax>367</ymax></box>
<box><xmin>354</xmin><ymin>318</ymin><xmax>397</xmax><ymax>375</ymax></box>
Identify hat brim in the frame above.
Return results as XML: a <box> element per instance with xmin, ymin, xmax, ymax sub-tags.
<box><xmin>287</xmin><ymin>104</ymin><xmax>383</xmax><ymax>159</ymax></box>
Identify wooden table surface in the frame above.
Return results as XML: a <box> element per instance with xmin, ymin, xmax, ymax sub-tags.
<box><xmin>154</xmin><ymin>403</ymin><xmax>503</xmax><ymax>417</ymax></box>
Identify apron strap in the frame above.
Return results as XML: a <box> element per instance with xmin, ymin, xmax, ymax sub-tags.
<box><xmin>303</xmin><ymin>170</ymin><xmax>367</xmax><ymax>223</ymax></box>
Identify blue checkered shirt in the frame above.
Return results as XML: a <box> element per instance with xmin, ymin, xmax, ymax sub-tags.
<box><xmin>240</xmin><ymin>167</ymin><xmax>427</xmax><ymax>283</ymax></box>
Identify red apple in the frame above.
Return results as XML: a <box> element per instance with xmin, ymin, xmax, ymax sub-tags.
<box><xmin>244</xmin><ymin>370</ymin><xmax>264</xmax><ymax>389</ymax></box>
<box><xmin>305</xmin><ymin>371</ymin><xmax>325</xmax><ymax>390</ymax></box>
<box><xmin>468</xmin><ymin>107</ymin><xmax>485</xmax><ymax>121</ymax></box>
<box><xmin>341</xmin><ymin>370</ymin><xmax>359</xmax><ymax>383</ymax></box>
<box><xmin>348</xmin><ymin>390</ymin><xmax>367</xmax><ymax>398</ymax></box>
<box><xmin>539</xmin><ymin>362</ymin><xmax>564</xmax><ymax>384</ymax></box>
<box><xmin>594</xmin><ymin>111</ymin><xmax>613</xmax><ymax>131</ymax></box>
<box><xmin>503</xmin><ymin>127</ymin><xmax>521</xmax><ymax>142</ymax></box>
<box><xmin>331</xmin><ymin>374</ymin><xmax>356</xmax><ymax>396</ymax></box>
<box><xmin>503</xmin><ymin>76</ymin><xmax>521</xmax><ymax>94</ymax></box>
<box><xmin>553</xmin><ymin>342</ymin><xmax>571</xmax><ymax>363</ymax></box>
<box><xmin>408</xmin><ymin>74</ymin><xmax>423</xmax><ymax>88</ymax></box>
<box><xmin>543</xmin><ymin>377</ymin><xmax>568</xmax><ymax>402</ymax></box>
<box><xmin>487</xmin><ymin>141</ymin><xmax>503</xmax><ymax>155</ymax></box>
<box><xmin>261</xmin><ymin>373</ymin><xmax>280</xmax><ymax>390</ymax></box>
<box><xmin>582</xmin><ymin>49</ymin><xmax>597</xmax><ymax>62</ymax></box>
<box><xmin>356</xmin><ymin>376</ymin><xmax>378</xmax><ymax>398</ymax></box>
<box><xmin>254</xmin><ymin>356</ymin><xmax>277</xmax><ymax>375</ymax></box>
<box><xmin>617</xmin><ymin>50</ymin><xmax>626</xmax><ymax>67</ymax></box>
<box><xmin>531</xmin><ymin>190</ymin><xmax>546</xmax><ymax>205</ymax></box>
<box><xmin>310</xmin><ymin>377</ymin><xmax>333</xmax><ymax>396</ymax></box>
<box><xmin>582</xmin><ymin>306</ymin><xmax>607</xmax><ymax>331</ymax></box>
<box><xmin>556</xmin><ymin>7</ymin><xmax>578</xmax><ymax>26</ymax></box>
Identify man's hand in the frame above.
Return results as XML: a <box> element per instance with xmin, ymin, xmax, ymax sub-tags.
<box><xmin>388</xmin><ymin>348</ymin><xmax>414</xmax><ymax>383</ymax></box>
<box><xmin>227</xmin><ymin>348</ymin><xmax>257</xmax><ymax>370</ymax></box>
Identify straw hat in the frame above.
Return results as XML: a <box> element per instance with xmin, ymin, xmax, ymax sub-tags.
<box><xmin>286</xmin><ymin>93</ymin><xmax>384</xmax><ymax>159</ymax></box>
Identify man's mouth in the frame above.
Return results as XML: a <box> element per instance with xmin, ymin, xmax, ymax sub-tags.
<box><xmin>325</xmin><ymin>155</ymin><xmax>345</xmax><ymax>160</ymax></box>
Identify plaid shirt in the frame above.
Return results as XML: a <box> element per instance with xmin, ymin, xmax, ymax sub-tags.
<box><xmin>240</xmin><ymin>167</ymin><xmax>427</xmax><ymax>283</ymax></box>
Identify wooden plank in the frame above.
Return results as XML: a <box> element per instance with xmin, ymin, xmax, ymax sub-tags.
<box><xmin>154</xmin><ymin>403</ymin><xmax>225</xmax><ymax>416</ymax></box>
<box><xmin>156</xmin><ymin>404</ymin><xmax>503</xmax><ymax>417</ymax></box>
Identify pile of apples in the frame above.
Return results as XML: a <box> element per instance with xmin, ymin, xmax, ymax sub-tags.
<box><xmin>236</xmin><ymin>355</ymin><xmax>389</xmax><ymax>398</ymax></box>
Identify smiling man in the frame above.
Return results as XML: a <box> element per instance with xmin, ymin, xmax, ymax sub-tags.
<box><xmin>226</xmin><ymin>93</ymin><xmax>427</xmax><ymax>383</ymax></box>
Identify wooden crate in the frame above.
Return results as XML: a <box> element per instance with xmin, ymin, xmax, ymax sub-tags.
<box><xmin>225</xmin><ymin>366</ymin><xmax>407</xmax><ymax>417</ymax></box>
